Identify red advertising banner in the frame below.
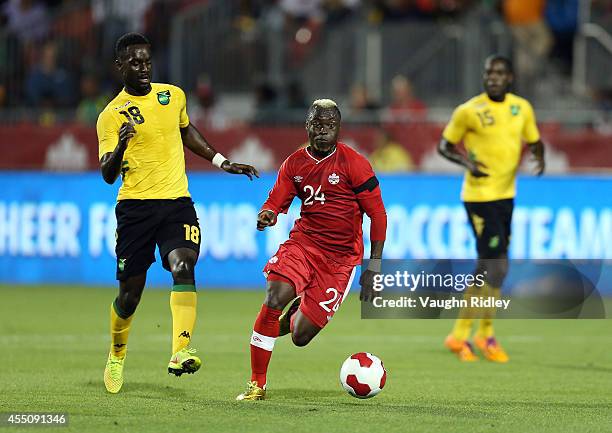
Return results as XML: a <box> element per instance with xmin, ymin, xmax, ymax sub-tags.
<box><xmin>0</xmin><ymin>122</ymin><xmax>610</xmax><ymax>171</ymax></box>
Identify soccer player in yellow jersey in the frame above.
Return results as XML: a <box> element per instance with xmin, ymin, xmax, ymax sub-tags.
<box><xmin>438</xmin><ymin>55</ymin><xmax>545</xmax><ymax>363</ymax></box>
<box><xmin>97</xmin><ymin>33</ymin><xmax>258</xmax><ymax>393</ymax></box>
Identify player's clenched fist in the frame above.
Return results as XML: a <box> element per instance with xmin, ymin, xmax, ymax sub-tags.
<box><xmin>119</xmin><ymin>122</ymin><xmax>136</xmax><ymax>146</ymax></box>
<box><xmin>256</xmin><ymin>210</ymin><xmax>277</xmax><ymax>231</ymax></box>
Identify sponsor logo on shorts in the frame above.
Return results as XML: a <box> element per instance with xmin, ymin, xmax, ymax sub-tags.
<box><xmin>269</xmin><ymin>256</ymin><xmax>279</xmax><ymax>264</ymax></box>
<box><xmin>118</xmin><ymin>258</ymin><xmax>126</xmax><ymax>272</ymax></box>
<box><xmin>294</xmin><ymin>176</ymin><xmax>303</xmax><ymax>183</ymax></box>
<box><xmin>328</xmin><ymin>172</ymin><xmax>340</xmax><ymax>185</ymax></box>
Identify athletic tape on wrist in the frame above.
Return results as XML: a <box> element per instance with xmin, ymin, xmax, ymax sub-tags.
<box><xmin>366</xmin><ymin>258</ymin><xmax>382</xmax><ymax>273</ymax></box>
<box><xmin>212</xmin><ymin>153</ymin><xmax>228</xmax><ymax>169</ymax></box>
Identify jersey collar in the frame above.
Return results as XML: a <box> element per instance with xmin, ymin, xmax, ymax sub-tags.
<box><xmin>484</xmin><ymin>92</ymin><xmax>507</xmax><ymax>104</ymax></box>
<box><xmin>305</xmin><ymin>145</ymin><xmax>337</xmax><ymax>164</ymax></box>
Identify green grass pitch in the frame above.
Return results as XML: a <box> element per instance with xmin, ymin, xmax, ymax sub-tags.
<box><xmin>1</xmin><ymin>286</ymin><xmax>611</xmax><ymax>433</ymax></box>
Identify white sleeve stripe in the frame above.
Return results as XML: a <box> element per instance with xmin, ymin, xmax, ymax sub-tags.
<box><xmin>250</xmin><ymin>330</ymin><xmax>277</xmax><ymax>351</ymax></box>
<box><xmin>341</xmin><ymin>266</ymin><xmax>357</xmax><ymax>303</ymax></box>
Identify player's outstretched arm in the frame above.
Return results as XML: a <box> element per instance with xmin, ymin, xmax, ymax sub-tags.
<box><xmin>528</xmin><ymin>139</ymin><xmax>545</xmax><ymax>176</ymax></box>
<box><xmin>180</xmin><ymin>123</ymin><xmax>259</xmax><ymax>180</ymax></box>
<box><xmin>100</xmin><ymin>122</ymin><xmax>135</xmax><ymax>184</ymax></box>
<box><xmin>437</xmin><ymin>138</ymin><xmax>488</xmax><ymax>178</ymax></box>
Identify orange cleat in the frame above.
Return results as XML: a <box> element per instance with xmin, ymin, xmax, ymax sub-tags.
<box><xmin>445</xmin><ymin>335</ymin><xmax>478</xmax><ymax>362</ymax></box>
<box><xmin>444</xmin><ymin>335</ymin><xmax>464</xmax><ymax>353</ymax></box>
<box><xmin>474</xmin><ymin>336</ymin><xmax>509</xmax><ymax>363</ymax></box>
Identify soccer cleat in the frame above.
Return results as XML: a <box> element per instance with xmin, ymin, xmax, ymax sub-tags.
<box><xmin>104</xmin><ymin>353</ymin><xmax>125</xmax><ymax>394</ymax></box>
<box><xmin>236</xmin><ymin>381</ymin><xmax>266</xmax><ymax>401</ymax></box>
<box><xmin>168</xmin><ymin>347</ymin><xmax>202</xmax><ymax>376</ymax></box>
<box><xmin>444</xmin><ymin>334</ymin><xmax>464</xmax><ymax>353</ymax></box>
<box><xmin>278</xmin><ymin>297</ymin><xmax>301</xmax><ymax>337</ymax></box>
<box><xmin>456</xmin><ymin>341</ymin><xmax>479</xmax><ymax>362</ymax></box>
<box><xmin>474</xmin><ymin>336</ymin><xmax>509</xmax><ymax>363</ymax></box>
<box><xmin>445</xmin><ymin>335</ymin><xmax>478</xmax><ymax>361</ymax></box>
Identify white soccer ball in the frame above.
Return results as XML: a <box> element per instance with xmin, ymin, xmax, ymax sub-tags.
<box><xmin>339</xmin><ymin>352</ymin><xmax>387</xmax><ymax>399</ymax></box>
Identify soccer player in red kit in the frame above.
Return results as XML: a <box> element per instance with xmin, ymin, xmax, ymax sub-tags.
<box><xmin>236</xmin><ymin>99</ymin><xmax>387</xmax><ymax>401</ymax></box>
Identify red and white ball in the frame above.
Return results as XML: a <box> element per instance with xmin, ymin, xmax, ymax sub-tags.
<box><xmin>340</xmin><ymin>352</ymin><xmax>387</xmax><ymax>399</ymax></box>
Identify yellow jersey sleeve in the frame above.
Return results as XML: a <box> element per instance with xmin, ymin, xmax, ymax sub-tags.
<box><xmin>521</xmin><ymin>100</ymin><xmax>540</xmax><ymax>143</ymax></box>
<box><xmin>442</xmin><ymin>105</ymin><xmax>469</xmax><ymax>144</ymax></box>
<box><xmin>97</xmin><ymin>109</ymin><xmax>120</xmax><ymax>160</ymax></box>
<box><xmin>178</xmin><ymin>87</ymin><xmax>190</xmax><ymax>128</ymax></box>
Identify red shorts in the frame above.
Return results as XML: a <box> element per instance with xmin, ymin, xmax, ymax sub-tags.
<box><xmin>263</xmin><ymin>239</ymin><xmax>357</xmax><ymax>329</ymax></box>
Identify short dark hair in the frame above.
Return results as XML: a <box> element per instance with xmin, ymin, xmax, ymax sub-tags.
<box><xmin>115</xmin><ymin>33</ymin><xmax>150</xmax><ymax>58</ymax></box>
<box><xmin>485</xmin><ymin>54</ymin><xmax>513</xmax><ymax>73</ymax></box>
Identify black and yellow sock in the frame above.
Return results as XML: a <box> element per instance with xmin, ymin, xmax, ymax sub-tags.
<box><xmin>110</xmin><ymin>299</ymin><xmax>133</xmax><ymax>359</ymax></box>
<box><xmin>170</xmin><ymin>284</ymin><xmax>197</xmax><ymax>354</ymax></box>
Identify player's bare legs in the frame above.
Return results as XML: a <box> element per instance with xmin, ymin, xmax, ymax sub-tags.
<box><xmin>290</xmin><ymin>310</ymin><xmax>322</xmax><ymax>347</ymax></box>
<box><xmin>105</xmin><ymin>272</ymin><xmax>146</xmax><ymax>393</ymax></box>
<box><xmin>268</xmin><ymin>277</ymin><xmax>321</xmax><ymax>346</ymax></box>
<box><xmin>264</xmin><ymin>277</ymin><xmax>297</xmax><ymax>310</ymax></box>
<box><xmin>167</xmin><ymin>248</ymin><xmax>197</xmax><ymax>284</ymax></box>
<box><xmin>117</xmin><ymin>273</ymin><xmax>147</xmax><ymax>317</ymax></box>
<box><xmin>166</xmin><ymin>247</ymin><xmax>202</xmax><ymax>376</ymax></box>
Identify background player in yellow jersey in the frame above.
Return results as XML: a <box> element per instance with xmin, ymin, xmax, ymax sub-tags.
<box><xmin>97</xmin><ymin>33</ymin><xmax>258</xmax><ymax>393</ymax></box>
<box><xmin>438</xmin><ymin>55</ymin><xmax>545</xmax><ymax>363</ymax></box>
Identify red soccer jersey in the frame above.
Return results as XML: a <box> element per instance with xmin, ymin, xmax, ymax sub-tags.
<box><xmin>262</xmin><ymin>142</ymin><xmax>385</xmax><ymax>266</ymax></box>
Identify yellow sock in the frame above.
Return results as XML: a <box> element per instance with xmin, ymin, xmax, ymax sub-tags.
<box><xmin>451</xmin><ymin>319</ymin><xmax>473</xmax><ymax>341</ymax></box>
<box><xmin>110</xmin><ymin>299</ymin><xmax>133</xmax><ymax>359</ymax></box>
<box><xmin>477</xmin><ymin>285</ymin><xmax>500</xmax><ymax>338</ymax></box>
<box><xmin>451</xmin><ymin>284</ymin><xmax>481</xmax><ymax>340</ymax></box>
<box><xmin>170</xmin><ymin>285</ymin><xmax>197</xmax><ymax>354</ymax></box>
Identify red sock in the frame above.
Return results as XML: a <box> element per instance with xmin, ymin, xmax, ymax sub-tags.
<box><xmin>250</xmin><ymin>304</ymin><xmax>282</xmax><ymax>388</ymax></box>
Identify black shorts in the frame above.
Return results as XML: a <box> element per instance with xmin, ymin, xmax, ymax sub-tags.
<box><xmin>115</xmin><ymin>197</ymin><xmax>200</xmax><ymax>280</ymax></box>
<box><xmin>464</xmin><ymin>198</ymin><xmax>514</xmax><ymax>259</ymax></box>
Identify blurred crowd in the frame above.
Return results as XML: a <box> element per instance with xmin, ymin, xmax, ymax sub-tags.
<box><xmin>1</xmin><ymin>0</ymin><xmax>611</xmax><ymax>130</ymax></box>
<box><xmin>0</xmin><ymin>0</ymin><xmax>477</xmax><ymax>123</ymax></box>
<box><xmin>0</xmin><ymin>0</ymin><xmax>210</xmax><ymax>124</ymax></box>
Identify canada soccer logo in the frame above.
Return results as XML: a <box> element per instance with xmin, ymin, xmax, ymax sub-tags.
<box><xmin>328</xmin><ymin>173</ymin><xmax>340</xmax><ymax>185</ymax></box>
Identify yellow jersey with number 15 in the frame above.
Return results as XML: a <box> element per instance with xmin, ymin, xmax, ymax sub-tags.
<box><xmin>97</xmin><ymin>83</ymin><xmax>191</xmax><ymax>201</ymax></box>
<box><xmin>442</xmin><ymin>92</ymin><xmax>540</xmax><ymax>202</ymax></box>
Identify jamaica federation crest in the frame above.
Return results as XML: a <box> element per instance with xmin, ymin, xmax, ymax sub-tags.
<box><xmin>157</xmin><ymin>90</ymin><xmax>171</xmax><ymax>105</ymax></box>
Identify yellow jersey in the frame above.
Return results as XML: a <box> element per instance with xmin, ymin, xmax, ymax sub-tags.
<box><xmin>370</xmin><ymin>143</ymin><xmax>414</xmax><ymax>173</ymax></box>
<box><xmin>442</xmin><ymin>92</ymin><xmax>540</xmax><ymax>202</ymax></box>
<box><xmin>97</xmin><ymin>83</ymin><xmax>191</xmax><ymax>201</ymax></box>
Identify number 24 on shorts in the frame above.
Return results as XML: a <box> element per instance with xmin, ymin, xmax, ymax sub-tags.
<box><xmin>183</xmin><ymin>224</ymin><xmax>200</xmax><ymax>244</ymax></box>
<box><xmin>319</xmin><ymin>288</ymin><xmax>341</xmax><ymax>312</ymax></box>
